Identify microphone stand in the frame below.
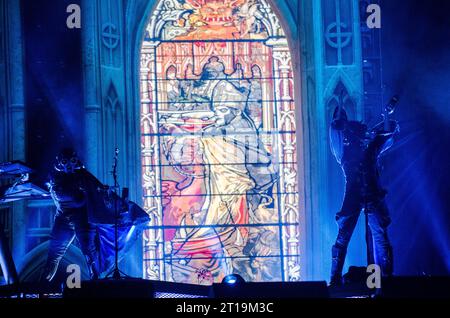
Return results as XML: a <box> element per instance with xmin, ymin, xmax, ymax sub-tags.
<box><xmin>105</xmin><ymin>148</ymin><xmax>128</xmax><ymax>280</ymax></box>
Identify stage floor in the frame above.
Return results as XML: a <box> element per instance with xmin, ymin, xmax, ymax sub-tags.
<box><xmin>1</xmin><ymin>276</ymin><xmax>449</xmax><ymax>299</ymax></box>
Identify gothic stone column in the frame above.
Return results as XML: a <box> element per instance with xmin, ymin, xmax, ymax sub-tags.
<box><xmin>4</xmin><ymin>0</ymin><xmax>26</xmax><ymax>264</ymax></box>
<box><xmin>82</xmin><ymin>0</ymin><xmax>103</xmax><ymax>176</ymax></box>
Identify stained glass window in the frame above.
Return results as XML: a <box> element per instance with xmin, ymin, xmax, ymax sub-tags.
<box><xmin>140</xmin><ymin>0</ymin><xmax>300</xmax><ymax>284</ymax></box>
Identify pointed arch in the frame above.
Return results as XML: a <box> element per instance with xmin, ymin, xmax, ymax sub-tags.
<box><xmin>324</xmin><ymin>69</ymin><xmax>358</xmax><ymax>103</ymax></box>
<box><xmin>79</xmin><ymin>0</ymin><xmax>365</xmax><ymax>282</ymax></box>
<box><xmin>326</xmin><ymin>80</ymin><xmax>356</xmax><ymax>120</ymax></box>
<box><xmin>103</xmin><ymin>82</ymin><xmax>124</xmax><ymax>184</ymax></box>
<box><xmin>139</xmin><ymin>0</ymin><xmax>302</xmax><ymax>284</ymax></box>
<box><xmin>105</xmin><ymin>82</ymin><xmax>120</xmax><ymax>113</ymax></box>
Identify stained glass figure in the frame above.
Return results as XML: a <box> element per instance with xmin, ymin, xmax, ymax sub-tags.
<box><xmin>140</xmin><ymin>0</ymin><xmax>300</xmax><ymax>284</ymax></box>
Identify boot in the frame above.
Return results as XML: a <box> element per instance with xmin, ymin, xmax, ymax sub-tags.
<box><xmin>40</xmin><ymin>261</ymin><xmax>59</xmax><ymax>283</ymax></box>
<box><xmin>377</xmin><ymin>244</ymin><xmax>393</xmax><ymax>277</ymax></box>
<box><xmin>330</xmin><ymin>245</ymin><xmax>347</xmax><ymax>286</ymax></box>
<box><xmin>85</xmin><ymin>254</ymin><xmax>100</xmax><ymax>280</ymax></box>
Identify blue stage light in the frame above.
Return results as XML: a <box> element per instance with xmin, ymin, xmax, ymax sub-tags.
<box><xmin>222</xmin><ymin>274</ymin><xmax>245</xmax><ymax>285</ymax></box>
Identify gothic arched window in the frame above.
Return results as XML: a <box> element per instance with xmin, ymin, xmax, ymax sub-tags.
<box><xmin>140</xmin><ymin>0</ymin><xmax>300</xmax><ymax>284</ymax></box>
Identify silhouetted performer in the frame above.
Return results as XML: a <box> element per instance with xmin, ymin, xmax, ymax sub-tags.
<box><xmin>41</xmin><ymin>148</ymin><xmax>149</xmax><ymax>282</ymax></box>
<box><xmin>41</xmin><ymin>148</ymin><xmax>100</xmax><ymax>281</ymax></box>
<box><xmin>329</xmin><ymin>106</ymin><xmax>399</xmax><ymax>286</ymax></box>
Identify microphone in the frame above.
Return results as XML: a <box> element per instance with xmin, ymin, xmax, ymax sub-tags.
<box><xmin>385</xmin><ymin>95</ymin><xmax>399</xmax><ymax>115</ymax></box>
<box><xmin>382</xmin><ymin>95</ymin><xmax>400</xmax><ymax>132</ymax></box>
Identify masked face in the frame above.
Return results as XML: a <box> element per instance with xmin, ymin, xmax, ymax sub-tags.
<box><xmin>54</xmin><ymin>154</ymin><xmax>81</xmax><ymax>174</ymax></box>
<box><xmin>214</xmin><ymin>105</ymin><xmax>237</xmax><ymax>127</ymax></box>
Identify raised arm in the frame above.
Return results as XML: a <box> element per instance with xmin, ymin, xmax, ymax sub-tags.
<box><xmin>370</xmin><ymin>119</ymin><xmax>400</xmax><ymax>155</ymax></box>
<box><xmin>371</xmin><ymin>119</ymin><xmax>400</xmax><ymax>136</ymax></box>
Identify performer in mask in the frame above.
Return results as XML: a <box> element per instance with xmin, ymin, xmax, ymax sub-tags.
<box><xmin>41</xmin><ymin>148</ymin><xmax>99</xmax><ymax>281</ymax></box>
<box><xmin>42</xmin><ymin>148</ymin><xmax>149</xmax><ymax>282</ymax></box>
<box><xmin>329</xmin><ymin>104</ymin><xmax>399</xmax><ymax>286</ymax></box>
